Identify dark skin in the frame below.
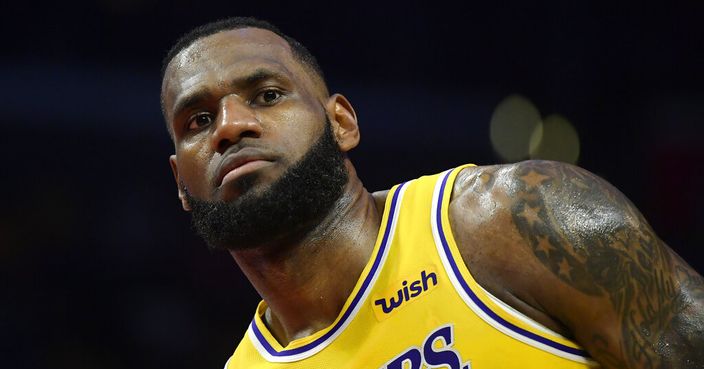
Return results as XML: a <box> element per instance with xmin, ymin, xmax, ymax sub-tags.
<box><xmin>449</xmin><ymin>163</ymin><xmax>704</xmax><ymax>368</ymax></box>
<box><xmin>163</xmin><ymin>28</ymin><xmax>704</xmax><ymax>368</ymax></box>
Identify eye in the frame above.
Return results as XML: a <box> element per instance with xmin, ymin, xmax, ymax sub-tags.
<box><xmin>254</xmin><ymin>89</ymin><xmax>283</xmax><ymax>106</ymax></box>
<box><xmin>187</xmin><ymin>112</ymin><xmax>214</xmax><ymax>130</ymax></box>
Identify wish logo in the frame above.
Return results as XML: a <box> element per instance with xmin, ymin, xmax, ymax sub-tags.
<box><xmin>372</xmin><ymin>269</ymin><xmax>438</xmax><ymax>319</ymax></box>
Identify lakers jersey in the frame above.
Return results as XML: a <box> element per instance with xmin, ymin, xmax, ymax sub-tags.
<box><xmin>225</xmin><ymin>165</ymin><xmax>599</xmax><ymax>368</ymax></box>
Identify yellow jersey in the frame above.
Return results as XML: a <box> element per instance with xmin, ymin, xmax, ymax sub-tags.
<box><xmin>225</xmin><ymin>165</ymin><xmax>599</xmax><ymax>368</ymax></box>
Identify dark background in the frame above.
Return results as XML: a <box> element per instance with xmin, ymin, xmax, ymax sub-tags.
<box><xmin>2</xmin><ymin>1</ymin><xmax>703</xmax><ymax>368</ymax></box>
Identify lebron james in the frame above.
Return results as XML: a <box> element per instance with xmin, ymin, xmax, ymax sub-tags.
<box><xmin>161</xmin><ymin>17</ymin><xmax>704</xmax><ymax>369</ymax></box>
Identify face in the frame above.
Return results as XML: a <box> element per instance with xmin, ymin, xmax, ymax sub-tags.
<box><xmin>163</xmin><ymin>28</ymin><xmax>329</xmax><ymax>204</ymax></box>
<box><xmin>162</xmin><ymin>28</ymin><xmax>360</xmax><ymax>250</ymax></box>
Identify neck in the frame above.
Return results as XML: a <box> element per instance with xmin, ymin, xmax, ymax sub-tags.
<box><xmin>228</xmin><ymin>162</ymin><xmax>384</xmax><ymax>345</ymax></box>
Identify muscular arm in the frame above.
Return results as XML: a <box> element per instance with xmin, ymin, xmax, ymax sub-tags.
<box><xmin>450</xmin><ymin>160</ymin><xmax>704</xmax><ymax>369</ymax></box>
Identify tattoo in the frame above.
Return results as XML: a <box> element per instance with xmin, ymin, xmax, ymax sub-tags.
<box><xmin>509</xmin><ymin>161</ymin><xmax>704</xmax><ymax>369</ymax></box>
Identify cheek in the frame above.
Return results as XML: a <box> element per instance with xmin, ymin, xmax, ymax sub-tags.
<box><xmin>265</xmin><ymin>108</ymin><xmax>324</xmax><ymax>160</ymax></box>
<box><xmin>175</xmin><ymin>142</ymin><xmax>213</xmax><ymax>196</ymax></box>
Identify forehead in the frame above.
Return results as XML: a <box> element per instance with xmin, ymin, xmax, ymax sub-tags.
<box><xmin>162</xmin><ymin>28</ymin><xmax>308</xmax><ymax>112</ymax></box>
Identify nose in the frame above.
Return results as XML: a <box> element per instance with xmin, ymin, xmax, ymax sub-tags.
<box><xmin>210</xmin><ymin>94</ymin><xmax>263</xmax><ymax>154</ymax></box>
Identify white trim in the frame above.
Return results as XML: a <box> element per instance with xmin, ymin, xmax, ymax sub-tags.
<box><xmin>429</xmin><ymin>170</ymin><xmax>596</xmax><ymax>365</ymax></box>
<box><xmin>248</xmin><ymin>183</ymin><xmax>409</xmax><ymax>363</ymax></box>
<box><xmin>222</xmin><ymin>355</ymin><xmax>232</xmax><ymax>369</ymax></box>
<box><xmin>477</xmin><ymin>283</ymin><xmax>566</xmax><ymax>338</ymax></box>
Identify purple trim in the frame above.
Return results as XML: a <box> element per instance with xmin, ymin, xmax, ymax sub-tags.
<box><xmin>251</xmin><ymin>182</ymin><xmax>408</xmax><ymax>357</ymax></box>
<box><xmin>435</xmin><ymin>170</ymin><xmax>590</xmax><ymax>358</ymax></box>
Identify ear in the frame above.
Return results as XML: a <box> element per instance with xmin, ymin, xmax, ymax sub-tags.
<box><xmin>169</xmin><ymin>155</ymin><xmax>192</xmax><ymax>211</ymax></box>
<box><xmin>325</xmin><ymin>94</ymin><xmax>360</xmax><ymax>152</ymax></box>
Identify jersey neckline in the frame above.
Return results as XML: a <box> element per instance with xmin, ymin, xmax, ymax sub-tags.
<box><xmin>247</xmin><ymin>181</ymin><xmax>409</xmax><ymax>363</ymax></box>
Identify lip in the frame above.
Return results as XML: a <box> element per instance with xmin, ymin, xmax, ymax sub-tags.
<box><xmin>215</xmin><ymin>148</ymin><xmax>275</xmax><ymax>187</ymax></box>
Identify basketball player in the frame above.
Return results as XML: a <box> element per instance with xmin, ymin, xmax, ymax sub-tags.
<box><xmin>161</xmin><ymin>17</ymin><xmax>704</xmax><ymax>368</ymax></box>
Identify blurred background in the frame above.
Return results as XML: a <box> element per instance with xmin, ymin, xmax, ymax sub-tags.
<box><xmin>2</xmin><ymin>1</ymin><xmax>703</xmax><ymax>368</ymax></box>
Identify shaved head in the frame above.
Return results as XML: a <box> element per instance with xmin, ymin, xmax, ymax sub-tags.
<box><xmin>161</xmin><ymin>17</ymin><xmax>328</xmax><ymax>115</ymax></box>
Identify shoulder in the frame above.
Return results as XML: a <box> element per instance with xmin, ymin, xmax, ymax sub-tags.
<box><xmin>446</xmin><ymin>160</ymin><xmax>704</xmax><ymax>368</ymax></box>
<box><xmin>446</xmin><ymin>160</ymin><xmax>640</xmax><ymax>335</ymax></box>
<box><xmin>450</xmin><ymin>160</ymin><xmax>613</xmax><ymax>198</ymax></box>
<box><xmin>449</xmin><ymin>160</ymin><xmax>628</xmax><ymax>229</ymax></box>
<box><xmin>448</xmin><ymin>159</ymin><xmax>641</xmax><ymax>292</ymax></box>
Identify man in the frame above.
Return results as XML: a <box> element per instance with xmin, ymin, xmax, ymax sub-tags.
<box><xmin>161</xmin><ymin>17</ymin><xmax>703</xmax><ymax>369</ymax></box>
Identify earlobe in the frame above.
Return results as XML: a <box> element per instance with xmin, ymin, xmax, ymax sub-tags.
<box><xmin>169</xmin><ymin>155</ymin><xmax>192</xmax><ymax>211</ymax></box>
<box><xmin>326</xmin><ymin>94</ymin><xmax>360</xmax><ymax>152</ymax></box>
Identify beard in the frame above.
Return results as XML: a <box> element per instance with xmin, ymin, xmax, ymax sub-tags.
<box><xmin>184</xmin><ymin>119</ymin><xmax>348</xmax><ymax>251</ymax></box>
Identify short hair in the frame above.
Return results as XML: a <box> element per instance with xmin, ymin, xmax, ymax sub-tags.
<box><xmin>161</xmin><ymin>17</ymin><xmax>326</xmax><ymax>87</ymax></box>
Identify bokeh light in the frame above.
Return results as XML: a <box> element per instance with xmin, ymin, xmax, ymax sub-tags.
<box><xmin>489</xmin><ymin>95</ymin><xmax>542</xmax><ymax>161</ymax></box>
<box><xmin>529</xmin><ymin>114</ymin><xmax>580</xmax><ymax>164</ymax></box>
<box><xmin>490</xmin><ymin>95</ymin><xmax>581</xmax><ymax>164</ymax></box>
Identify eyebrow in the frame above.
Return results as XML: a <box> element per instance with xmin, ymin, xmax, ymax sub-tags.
<box><xmin>171</xmin><ymin>68</ymin><xmax>290</xmax><ymax>118</ymax></box>
<box><xmin>171</xmin><ymin>90</ymin><xmax>212</xmax><ymax>120</ymax></box>
<box><xmin>240</xmin><ymin>68</ymin><xmax>286</xmax><ymax>87</ymax></box>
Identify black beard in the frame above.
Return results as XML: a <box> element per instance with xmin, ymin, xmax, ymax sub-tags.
<box><xmin>184</xmin><ymin>120</ymin><xmax>348</xmax><ymax>251</ymax></box>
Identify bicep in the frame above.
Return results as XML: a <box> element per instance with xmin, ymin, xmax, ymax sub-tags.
<box><xmin>504</xmin><ymin>160</ymin><xmax>704</xmax><ymax>369</ymax></box>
